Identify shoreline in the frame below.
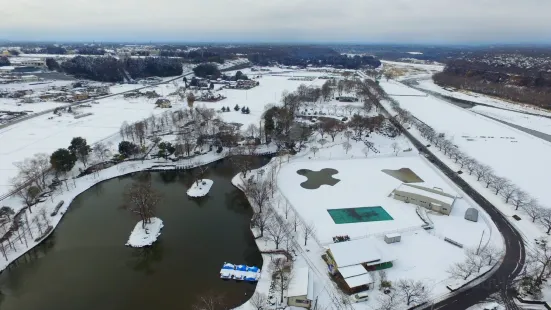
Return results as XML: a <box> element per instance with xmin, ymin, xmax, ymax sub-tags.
<box><xmin>0</xmin><ymin>147</ymin><xmax>276</xmax><ymax>273</ymax></box>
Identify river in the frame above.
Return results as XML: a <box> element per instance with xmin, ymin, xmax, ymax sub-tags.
<box><xmin>0</xmin><ymin>156</ymin><xmax>270</xmax><ymax>310</ymax></box>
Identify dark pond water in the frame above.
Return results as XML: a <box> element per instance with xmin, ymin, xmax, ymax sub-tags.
<box><xmin>0</xmin><ymin>157</ymin><xmax>270</xmax><ymax>310</ymax></box>
<box><xmin>296</xmin><ymin>168</ymin><xmax>340</xmax><ymax>189</ymax></box>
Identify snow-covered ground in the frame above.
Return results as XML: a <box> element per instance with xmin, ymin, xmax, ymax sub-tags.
<box><xmin>471</xmin><ymin>105</ymin><xmax>551</xmax><ymax>136</ymax></box>
<box><xmin>125</xmin><ymin>217</ymin><xmax>164</xmax><ymax>247</ymax></box>
<box><xmin>416</xmin><ymin>78</ymin><xmax>551</xmax><ymax>118</ymax></box>
<box><xmin>381</xmin><ymin>79</ymin><xmax>551</xmax><ymax>211</ymax></box>
<box><xmin>187</xmin><ymin>179</ymin><xmax>214</xmax><ymax>197</ymax></box>
<box><xmin>0</xmin><ymin>67</ymin><xmax>334</xmax><ymax>196</ymax></box>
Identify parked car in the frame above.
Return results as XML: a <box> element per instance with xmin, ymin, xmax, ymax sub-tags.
<box><xmin>351</xmin><ymin>292</ymin><xmax>369</xmax><ymax>303</ymax></box>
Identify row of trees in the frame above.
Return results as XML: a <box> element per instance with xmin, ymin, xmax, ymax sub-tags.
<box><xmin>383</xmin><ymin>87</ymin><xmax>551</xmax><ymax>297</ymax></box>
<box><xmin>49</xmin><ymin>56</ymin><xmax>183</xmax><ymax>82</ymax></box>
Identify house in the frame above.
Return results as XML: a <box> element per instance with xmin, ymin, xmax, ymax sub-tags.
<box><xmin>72</xmin><ymin>92</ymin><xmax>89</xmax><ymax>101</ymax></box>
<box><xmin>393</xmin><ymin>183</ymin><xmax>456</xmax><ymax>215</ymax></box>
<box><xmin>0</xmin><ymin>66</ymin><xmax>15</xmax><ymax>74</ymax></box>
<box><xmin>287</xmin><ymin>267</ymin><xmax>314</xmax><ymax>308</ymax></box>
<box><xmin>326</xmin><ymin>238</ymin><xmax>395</xmax><ymax>293</ymax></box>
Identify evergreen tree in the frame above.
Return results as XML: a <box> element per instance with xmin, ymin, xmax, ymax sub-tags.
<box><xmin>50</xmin><ymin>148</ymin><xmax>77</xmax><ymax>175</ymax></box>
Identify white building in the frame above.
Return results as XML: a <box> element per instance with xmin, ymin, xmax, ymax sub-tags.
<box><xmin>326</xmin><ymin>238</ymin><xmax>395</xmax><ymax>292</ymax></box>
<box><xmin>287</xmin><ymin>267</ymin><xmax>314</xmax><ymax>308</ymax></box>
<box><xmin>393</xmin><ymin>183</ymin><xmax>456</xmax><ymax>215</ymax></box>
<box><xmin>10</xmin><ymin>58</ymin><xmax>46</xmax><ymax>68</ymax></box>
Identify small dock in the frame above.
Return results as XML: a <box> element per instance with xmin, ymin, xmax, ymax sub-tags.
<box><xmin>220</xmin><ymin>263</ymin><xmax>261</xmax><ymax>282</ymax></box>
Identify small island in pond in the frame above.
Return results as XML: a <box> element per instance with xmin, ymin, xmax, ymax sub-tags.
<box><xmin>187</xmin><ymin>179</ymin><xmax>214</xmax><ymax>197</ymax></box>
<box><xmin>126</xmin><ymin>217</ymin><xmax>164</xmax><ymax>247</ymax></box>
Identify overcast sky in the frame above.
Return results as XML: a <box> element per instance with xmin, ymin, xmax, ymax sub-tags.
<box><xmin>2</xmin><ymin>0</ymin><xmax>550</xmax><ymax>43</ymax></box>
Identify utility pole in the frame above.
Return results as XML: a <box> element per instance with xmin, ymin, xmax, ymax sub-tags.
<box><xmin>476</xmin><ymin>230</ymin><xmax>485</xmax><ymax>255</ymax></box>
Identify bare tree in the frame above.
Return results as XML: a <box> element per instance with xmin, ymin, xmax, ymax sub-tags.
<box><xmin>13</xmin><ymin>153</ymin><xmax>51</xmax><ymax>190</ymax></box>
<box><xmin>500</xmin><ymin>183</ymin><xmax>517</xmax><ymax>204</ymax></box>
<box><xmin>525</xmin><ymin>239</ymin><xmax>551</xmax><ymax>292</ymax></box>
<box><xmin>318</xmin><ymin>138</ymin><xmax>328</xmax><ymax>148</ymax></box>
<box><xmin>482</xmin><ymin>173</ymin><xmax>496</xmax><ymax>189</ymax></box>
<box><xmin>231</xmin><ymin>153</ymin><xmax>256</xmax><ymax>178</ymax></box>
<box><xmin>283</xmin><ymin>201</ymin><xmax>291</xmax><ymax>219</ymax></box>
<box><xmin>512</xmin><ymin>190</ymin><xmax>529</xmax><ymax>210</ymax></box>
<box><xmin>187</xmin><ymin>92</ymin><xmax>196</xmax><ymax>109</ymax></box>
<box><xmin>522</xmin><ymin>199</ymin><xmax>543</xmax><ymax>223</ymax></box>
<box><xmin>362</xmin><ymin>147</ymin><xmax>370</xmax><ymax>158</ymax></box>
<box><xmin>266</xmin><ymin>219</ymin><xmax>291</xmax><ymax>249</ymax></box>
<box><xmin>479</xmin><ymin>244</ymin><xmax>503</xmax><ymax>266</ymax></box>
<box><xmin>249</xmin><ymin>292</ymin><xmax>268</xmax><ymax>310</ymax></box>
<box><xmin>474</xmin><ymin>164</ymin><xmax>493</xmax><ymax>182</ymax></box>
<box><xmin>291</xmin><ymin>212</ymin><xmax>300</xmax><ymax>233</ymax></box>
<box><xmin>124</xmin><ymin>178</ymin><xmax>162</xmax><ymax>228</ymax></box>
<box><xmin>391</xmin><ymin>142</ymin><xmax>401</xmax><ymax>156</ymax></box>
<box><xmin>252</xmin><ymin>207</ymin><xmax>273</xmax><ymax>237</ymax></box>
<box><xmin>302</xmin><ymin>221</ymin><xmax>316</xmax><ymax>246</ymax></box>
<box><xmin>490</xmin><ymin>177</ymin><xmax>510</xmax><ymax>195</ymax></box>
<box><xmin>246</xmin><ymin>124</ymin><xmax>259</xmax><ymax>139</ymax></box>
<box><xmin>12</xmin><ymin>180</ymin><xmax>41</xmax><ymax>211</ymax></box>
<box><xmin>396</xmin><ymin>279</ymin><xmax>429</xmax><ymax>306</ymax></box>
<box><xmin>342</xmin><ymin>142</ymin><xmax>352</xmax><ymax>154</ymax></box>
<box><xmin>270</xmin><ymin>256</ymin><xmax>294</xmax><ymax>303</ymax></box>
<box><xmin>93</xmin><ymin>142</ymin><xmax>110</xmax><ymax>162</ymax></box>
<box><xmin>375</xmin><ymin>292</ymin><xmax>399</xmax><ymax>310</ymax></box>
<box><xmin>192</xmin><ymin>293</ymin><xmax>225</xmax><ymax>310</ymax></box>
<box><xmin>308</xmin><ymin>146</ymin><xmax>320</xmax><ymax>158</ymax></box>
<box><xmin>447</xmin><ymin>259</ymin><xmax>476</xmax><ymax>280</ymax></box>
<box><xmin>539</xmin><ymin>209</ymin><xmax>551</xmax><ymax>234</ymax></box>
<box><xmin>243</xmin><ymin>179</ymin><xmax>272</xmax><ymax>213</ymax></box>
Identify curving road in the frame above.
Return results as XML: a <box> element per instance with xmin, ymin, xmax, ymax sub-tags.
<box><xmin>378</xmin><ymin>103</ymin><xmax>525</xmax><ymax>310</ymax></box>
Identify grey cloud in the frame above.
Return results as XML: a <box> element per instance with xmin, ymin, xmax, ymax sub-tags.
<box><xmin>1</xmin><ymin>0</ymin><xmax>550</xmax><ymax>43</ymax></box>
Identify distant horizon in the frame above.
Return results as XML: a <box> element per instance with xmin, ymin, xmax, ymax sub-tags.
<box><xmin>2</xmin><ymin>39</ymin><xmax>551</xmax><ymax>48</ymax></box>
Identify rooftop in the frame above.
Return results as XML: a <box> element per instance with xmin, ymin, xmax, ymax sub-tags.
<box><xmin>328</xmin><ymin>238</ymin><xmax>396</xmax><ymax>268</ymax></box>
<box><xmin>287</xmin><ymin>267</ymin><xmax>312</xmax><ymax>297</ymax></box>
<box><xmin>344</xmin><ymin>273</ymin><xmax>373</xmax><ymax>289</ymax></box>
<box><xmin>395</xmin><ymin>183</ymin><xmax>455</xmax><ymax>206</ymax></box>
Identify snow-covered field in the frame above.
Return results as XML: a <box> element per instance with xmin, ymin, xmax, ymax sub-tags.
<box><xmin>471</xmin><ymin>105</ymin><xmax>551</xmax><ymax>136</ymax></box>
<box><xmin>126</xmin><ymin>217</ymin><xmax>164</xmax><ymax>247</ymax></box>
<box><xmin>0</xmin><ymin>68</ymin><xmax>335</xmax><ymax>196</ymax></box>
<box><xmin>381</xmin><ymin>79</ymin><xmax>551</xmax><ymax>211</ymax></box>
<box><xmin>416</xmin><ymin>78</ymin><xmax>551</xmax><ymax>118</ymax></box>
<box><xmin>278</xmin><ymin>156</ymin><xmax>456</xmax><ymax>243</ymax></box>
<box><xmin>277</xmin><ymin>154</ymin><xmax>502</xmax><ymax>301</ymax></box>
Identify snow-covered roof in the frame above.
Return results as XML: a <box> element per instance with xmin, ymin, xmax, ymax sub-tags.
<box><xmin>338</xmin><ymin>265</ymin><xmax>367</xmax><ymax>278</ymax></box>
<box><xmin>0</xmin><ymin>66</ymin><xmax>14</xmax><ymax>71</ymax></box>
<box><xmin>385</xmin><ymin>233</ymin><xmax>401</xmax><ymax>238</ymax></box>
<box><xmin>287</xmin><ymin>267</ymin><xmax>309</xmax><ymax>297</ymax></box>
<box><xmin>328</xmin><ymin>238</ymin><xmax>396</xmax><ymax>268</ymax></box>
<box><xmin>344</xmin><ymin>273</ymin><xmax>373</xmax><ymax>288</ymax></box>
<box><xmin>395</xmin><ymin>183</ymin><xmax>455</xmax><ymax>206</ymax></box>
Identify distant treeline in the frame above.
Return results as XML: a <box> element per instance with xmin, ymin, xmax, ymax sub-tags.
<box><xmin>48</xmin><ymin>56</ymin><xmax>183</xmax><ymax>82</ymax></box>
<box><xmin>434</xmin><ymin>59</ymin><xmax>551</xmax><ymax>109</ymax></box>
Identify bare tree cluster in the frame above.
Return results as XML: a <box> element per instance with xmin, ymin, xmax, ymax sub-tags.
<box><xmin>447</xmin><ymin>245</ymin><xmax>503</xmax><ymax>280</ymax></box>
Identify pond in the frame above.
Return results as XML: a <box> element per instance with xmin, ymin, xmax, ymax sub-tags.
<box><xmin>0</xmin><ymin>156</ymin><xmax>270</xmax><ymax>310</ymax></box>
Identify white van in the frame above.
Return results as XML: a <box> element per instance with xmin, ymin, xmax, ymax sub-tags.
<box><xmin>351</xmin><ymin>292</ymin><xmax>369</xmax><ymax>303</ymax></box>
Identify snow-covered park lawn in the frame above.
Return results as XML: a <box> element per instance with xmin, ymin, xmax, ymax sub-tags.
<box><xmin>276</xmin><ymin>154</ymin><xmax>502</xmax><ymax>299</ymax></box>
<box><xmin>187</xmin><ymin>179</ymin><xmax>214</xmax><ymax>197</ymax></box>
<box><xmin>126</xmin><ymin>217</ymin><xmax>164</xmax><ymax>248</ymax></box>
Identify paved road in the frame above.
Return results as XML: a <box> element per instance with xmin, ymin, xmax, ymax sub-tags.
<box><xmin>0</xmin><ymin>72</ymin><xmax>192</xmax><ymax>130</ymax></box>
<box><xmin>378</xmin><ymin>104</ymin><xmax>525</xmax><ymax>310</ymax></box>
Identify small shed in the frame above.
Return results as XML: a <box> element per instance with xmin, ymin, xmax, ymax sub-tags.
<box><xmin>384</xmin><ymin>233</ymin><xmax>401</xmax><ymax>244</ymax></box>
<box><xmin>287</xmin><ymin>267</ymin><xmax>313</xmax><ymax>308</ymax></box>
<box><xmin>465</xmin><ymin>208</ymin><xmax>479</xmax><ymax>222</ymax></box>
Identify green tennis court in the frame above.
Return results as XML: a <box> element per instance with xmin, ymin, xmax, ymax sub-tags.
<box><xmin>327</xmin><ymin>206</ymin><xmax>393</xmax><ymax>224</ymax></box>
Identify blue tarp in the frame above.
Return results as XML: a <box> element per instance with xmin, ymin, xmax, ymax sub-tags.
<box><xmin>246</xmin><ymin>266</ymin><xmax>260</xmax><ymax>273</ymax></box>
<box><xmin>222</xmin><ymin>263</ymin><xmax>235</xmax><ymax>270</ymax></box>
<box><xmin>236</xmin><ymin>265</ymin><xmax>247</xmax><ymax>271</ymax></box>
